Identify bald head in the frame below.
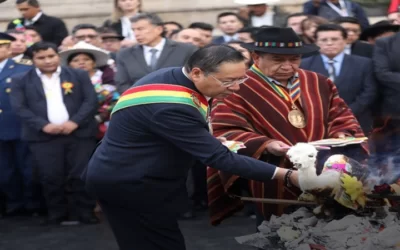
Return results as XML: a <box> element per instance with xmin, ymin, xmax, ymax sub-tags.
<box><xmin>174</xmin><ymin>28</ymin><xmax>202</xmax><ymax>47</ymax></box>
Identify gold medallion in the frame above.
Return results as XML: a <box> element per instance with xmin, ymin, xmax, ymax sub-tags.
<box><xmin>5</xmin><ymin>88</ymin><xmax>11</xmax><ymax>93</ymax></box>
<box><xmin>288</xmin><ymin>108</ymin><xmax>306</xmax><ymax>129</ymax></box>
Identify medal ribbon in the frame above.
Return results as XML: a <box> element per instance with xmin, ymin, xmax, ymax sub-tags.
<box><xmin>250</xmin><ymin>65</ymin><xmax>301</xmax><ymax>104</ymax></box>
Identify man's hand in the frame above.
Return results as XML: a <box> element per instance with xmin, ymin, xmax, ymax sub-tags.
<box><xmin>265</xmin><ymin>141</ymin><xmax>290</xmax><ymax>156</ymax></box>
<box><xmin>289</xmin><ymin>170</ymin><xmax>299</xmax><ymax>188</ymax></box>
<box><xmin>273</xmin><ymin>168</ymin><xmax>300</xmax><ymax>188</ymax></box>
<box><xmin>216</xmin><ymin>137</ymin><xmax>227</xmax><ymax>143</ymax></box>
<box><xmin>61</xmin><ymin>121</ymin><xmax>78</xmax><ymax>135</ymax></box>
<box><xmin>42</xmin><ymin>123</ymin><xmax>63</xmax><ymax>135</ymax></box>
<box><xmin>336</xmin><ymin>132</ymin><xmax>346</xmax><ymax>138</ymax></box>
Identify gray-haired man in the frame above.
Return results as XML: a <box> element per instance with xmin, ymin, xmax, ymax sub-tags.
<box><xmin>114</xmin><ymin>13</ymin><xmax>197</xmax><ymax>94</ymax></box>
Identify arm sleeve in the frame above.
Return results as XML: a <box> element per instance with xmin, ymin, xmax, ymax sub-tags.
<box><xmin>69</xmin><ymin>71</ymin><xmax>98</xmax><ymax>125</ymax></box>
<box><xmin>150</xmin><ymin>105</ymin><xmax>278</xmax><ymax>181</ymax></box>
<box><xmin>115</xmin><ymin>52</ymin><xmax>132</xmax><ymax>94</ymax></box>
<box><xmin>9</xmin><ymin>76</ymin><xmax>49</xmax><ymax>131</ymax></box>
<box><xmin>373</xmin><ymin>38</ymin><xmax>400</xmax><ymax>92</ymax></box>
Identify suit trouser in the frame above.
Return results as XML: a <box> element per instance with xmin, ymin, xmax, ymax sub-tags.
<box><xmin>29</xmin><ymin>136</ymin><xmax>96</xmax><ymax>219</ymax></box>
<box><xmin>0</xmin><ymin>140</ymin><xmax>40</xmax><ymax>212</ymax></box>
<box><xmin>99</xmin><ymin>200</ymin><xmax>186</xmax><ymax>250</ymax></box>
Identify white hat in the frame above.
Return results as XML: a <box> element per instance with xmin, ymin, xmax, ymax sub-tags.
<box><xmin>234</xmin><ymin>0</ymin><xmax>280</xmax><ymax>5</ymax></box>
<box><xmin>59</xmin><ymin>41</ymin><xmax>110</xmax><ymax>67</ymax></box>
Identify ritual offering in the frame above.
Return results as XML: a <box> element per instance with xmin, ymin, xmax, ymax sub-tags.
<box><xmin>309</xmin><ymin>137</ymin><xmax>368</xmax><ymax>148</ymax></box>
<box><xmin>221</xmin><ymin>141</ymin><xmax>246</xmax><ymax>153</ymax></box>
<box><xmin>236</xmin><ymin>143</ymin><xmax>400</xmax><ymax>249</ymax></box>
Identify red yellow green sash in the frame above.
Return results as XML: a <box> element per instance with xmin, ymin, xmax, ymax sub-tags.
<box><xmin>111</xmin><ymin>84</ymin><xmax>209</xmax><ymax>120</ymax></box>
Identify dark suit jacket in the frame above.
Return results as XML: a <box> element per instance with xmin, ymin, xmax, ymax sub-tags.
<box><xmin>115</xmin><ymin>39</ymin><xmax>197</xmax><ymax>94</ymax></box>
<box><xmin>10</xmin><ymin>67</ymin><xmax>98</xmax><ymax>142</ymax></box>
<box><xmin>84</xmin><ymin>67</ymin><xmax>277</xmax><ymax>215</ymax></box>
<box><xmin>300</xmin><ymin>53</ymin><xmax>376</xmax><ymax>133</ymax></box>
<box><xmin>0</xmin><ymin>59</ymin><xmax>32</xmax><ymax>140</ymax></box>
<box><xmin>373</xmin><ymin>33</ymin><xmax>400</xmax><ymax>116</ymax></box>
<box><xmin>351</xmin><ymin>41</ymin><xmax>374</xmax><ymax>58</ymax></box>
<box><xmin>303</xmin><ymin>0</ymin><xmax>369</xmax><ymax>30</ymax></box>
<box><xmin>7</xmin><ymin>14</ymin><xmax>68</xmax><ymax>46</ymax></box>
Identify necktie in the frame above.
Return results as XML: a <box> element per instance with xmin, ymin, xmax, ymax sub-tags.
<box><xmin>149</xmin><ymin>48</ymin><xmax>158</xmax><ymax>70</ymax></box>
<box><xmin>328</xmin><ymin>59</ymin><xmax>336</xmax><ymax>82</ymax></box>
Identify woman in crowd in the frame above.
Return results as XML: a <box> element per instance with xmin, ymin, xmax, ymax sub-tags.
<box><xmin>103</xmin><ymin>0</ymin><xmax>141</xmax><ymax>48</ymax></box>
<box><xmin>300</xmin><ymin>15</ymin><xmax>329</xmax><ymax>44</ymax></box>
<box><xmin>60</xmin><ymin>41</ymin><xmax>119</xmax><ymax>141</ymax></box>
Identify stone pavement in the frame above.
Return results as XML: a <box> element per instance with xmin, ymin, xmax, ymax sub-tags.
<box><xmin>0</xmin><ymin>211</ymin><xmax>256</xmax><ymax>250</ymax></box>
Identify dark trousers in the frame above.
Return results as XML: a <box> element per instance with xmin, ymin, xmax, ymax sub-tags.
<box><xmin>0</xmin><ymin>140</ymin><xmax>40</xmax><ymax>212</ymax></box>
<box><xmin>100</xmin><ymin>200</ymin><xmax>186</xmax><ymax>250</ymax></box>
<box><xmin>29</xmin><ymin>136</ymin><xmax>96</xmax><ymax>219</ymax></box>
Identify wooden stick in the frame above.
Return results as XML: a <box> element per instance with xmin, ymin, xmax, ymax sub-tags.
<box><xmin>231</xmin><ymin>195</ymin><xmax>317</xmax><ymax>206</ymax></box>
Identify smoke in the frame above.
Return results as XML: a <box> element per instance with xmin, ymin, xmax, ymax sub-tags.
<box><xmin>364</xmin><ymin>151</ymin><xmax>400</xmax><ymax>191</ymax></box>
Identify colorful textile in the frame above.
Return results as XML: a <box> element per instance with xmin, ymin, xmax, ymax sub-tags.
<box><xmin>207</xmin><ymin>68</ymin><xmax>367</xmax><ymax>225</ymax></box>
<box><xmin>112</xmin><ymin>84</ymin><xmax>209</xmax><ymax>120</ymax></box>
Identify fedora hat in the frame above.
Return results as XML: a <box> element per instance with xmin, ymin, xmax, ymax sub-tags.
<box><xmin>59</xmin><ymin>41</ymin><xmax>110</xmax><ymax>67</ymax></box>
<box><xmin>234</xmin><ymin>0</ymin><xmax>280</xmax><ymax>5</ymax></box>
<box><xmin>360</xmin><ymin>20</ymin><xmax>400</xmax><ymax>41</ymax></box>
<box><xmin>101</xmin><ymin>33</ymin><xmax>125</xmax><ymax>41</ymax></box>
<box><xmin>241</xmin><ymin>26</ymin><xmax>320</xmax><ymax>55</ymax></box>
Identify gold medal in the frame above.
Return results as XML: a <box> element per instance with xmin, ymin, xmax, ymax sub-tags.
<box><xmin>288</xmin><ymin>106</ymin><xmax>306</xmax><ymax>129</ymax></box>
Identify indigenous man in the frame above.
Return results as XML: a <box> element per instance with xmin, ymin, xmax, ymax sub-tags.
<box><xmin>207</xmin><ymin>27</ymin><xmax>367</xmax><ymax>225</ymax></box>
<box><xmin>84</xmin><ymin>45</ymin><xmax>300</xmax><ymax>250</ymax></box>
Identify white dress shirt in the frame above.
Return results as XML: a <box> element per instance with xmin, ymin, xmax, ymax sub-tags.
<box><xmin>25</xmin><ymin>12</ymin><xmax>43</xmax><ymax>25</ymax></box>
<box><xmin>120</xmin><ymin>16</ymin><xmax>136</xmax><ymax>41</ymax></box>
<box><xmin>251</xmin><ymin>11</ymin><xmax>275</xmax><ymax>27</ymax></box>
<box><xmin>36</xmin><ymin>67</ymin><xmax>70</xmax><ymax>125</ymax></box>
<box><xmin>143</xmin><ymin>38</ymin><xmax>166</xmax><ymax>66</ymax></box>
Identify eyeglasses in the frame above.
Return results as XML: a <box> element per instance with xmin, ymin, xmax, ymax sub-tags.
<box><xmin>210</xmin><ymin>75</ymin><xmax>249</xmax><ymax>87</ymax></box>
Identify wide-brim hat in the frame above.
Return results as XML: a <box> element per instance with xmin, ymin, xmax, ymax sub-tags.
<box><xmin>241</xmin><ymin>27</ymin><xmax>320</xmax><ymax>55</ymax></box>
<box><xmin>234</xmin><ymin>0</ymin><xmax>280</xmax><ymax>5</ymax></box>
<box><xmin>360</xmin><ymin>20</ymin><xmax>400</xmax><ymax>41</ymax></box>
<box><xmin>59</xmin><ymin>41</ymin><xmax>110</xmax><ymax>67</ymax></box>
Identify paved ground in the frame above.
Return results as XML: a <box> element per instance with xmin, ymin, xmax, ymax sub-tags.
<box><xmin>0</xmin><ymin>211</ymin><xmax>256</xmax><ymax>250</ymax></box>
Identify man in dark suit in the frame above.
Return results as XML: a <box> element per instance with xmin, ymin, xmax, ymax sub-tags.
<box><xmin>303</xmin><ymin>0</ymin><xmax>369</xmax><ymax>30</ymax></box>
<box><xmin>212</xmin><ymin>12</ymin><xmax>244</xmax><ymax>45</ymax></box>
<box><xmin>115</xmin><ymin>13</ymin><xmax>197</xmax><ymax>94</ymax></box>
<box><xmin>7</xmin><ymin>0</ymin><xmax>68</xmax><ymax>46</ymax></box>
<box><xmin>371</xmin><ymin>31</ymin><xmax>400</xmax><ymax>183</ymax></box>
<box><xmin>84</xmin><ymin>45</ymin><xmax>300</xmax><ymax>250</ymax></box>
<box><xmin>10</xmin><ymin>42</ymin><xmax>98</xmax><ymax>225</ymax></box>
<box><xmin>334</xmin><ymin>17</ymin><xmax>374</xmax><ymax>58</ymax></box>
<box><xmin>0</xmin><ymin>33</ymin><xmax>39</xmax><ymax>217</ymax></box>
<box><xmin>300</xmin><ymin>24</ymin><xmax>376</xmax><ymax>134</ymax></box>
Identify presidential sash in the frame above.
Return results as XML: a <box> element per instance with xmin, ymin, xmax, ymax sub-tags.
<box><xmin>111</xmin><ymin>84</ymin><xmax>209</xmax><ymax>120</ymax></box>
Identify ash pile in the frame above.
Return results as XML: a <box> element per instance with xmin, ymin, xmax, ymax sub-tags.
<box><xmin>235</xmin><ymin>207</ymin><xmax>400</xmax><ymax>250</ymax></box>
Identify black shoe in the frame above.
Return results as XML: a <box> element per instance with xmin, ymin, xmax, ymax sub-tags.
<box><xmin>40</xmin><ymin>216</ymin><xmax>65</xmax><ymax>226</ymax></box>
<box><xmin>79</xmin><ymin>214</ymin><xmax>99</xmax><ymax>224</ymax></box>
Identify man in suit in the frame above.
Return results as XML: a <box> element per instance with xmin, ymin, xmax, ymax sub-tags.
<box><xmin>84</xmin><ymin>45</ymin><xmax>300</xmax><ymax>250</ymax></box>
<box><xmin>212</xmin><ymin>12</ymin><xmax>244</xmax><ymax>45</ymax></box>
<box><xmin>303</xmin><ymin>0</ymin><xmax>369</xmax><ymax>30</ymax></box>
<box><xmin>334</xmin><ymin>17</ymin><xmax>374</xmax><ymax>58</ymax></box>
<box><xmin>7</xmin><ymin>0</ymin><xmax>68</xmax><ymax>46</ymax></box>
<box><xmin>10</xmin><ymin>42</ymin><xmax>98</xmax><ymax>225</ymax></box>
<box><xmin>115</xmin><ymin>13</ymin><xmax>197</xmax><ymax>94</ymax></box>
<box><xmin>300</xmin><ymin>24</ymin><xmax>376</xmax><ymax>134</ymax></box>
<box><xmin>0</xmin><ymin>33</ymin><xmax>39</xmax><ymax>217</ymax></box>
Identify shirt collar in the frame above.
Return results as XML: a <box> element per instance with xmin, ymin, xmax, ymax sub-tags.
<box><xmin>182</xmin><ymin>67</ymin><xmax>211</xmax><ymax>101</ymax></box>
<box><xmin>36</xmin><ymin>66</ymin><xmax>62</xmax><ymax>78</ymax></box>
<box><xmin>0</xmin><ymin>59</ymin><xmax>9</xmax><ymax>71</ymax></box>
<box><xmin>321</xmin><ymin>51</ymin><xmax>345</xmax><ymax>64</ymax></box>
<box><xmin>27</xmin><ymin>12</ymin><xmax>43</xmax><ymax>24</ymax></box>
<box><xmin>143</xmin><ymin>38</ymin><xmax>166</xmax><ymax>53</ymax></box>
<box><xmin>265</xmin><ymin>72</ymin><xmax>299</xmax><ymax>88</ymax></box>
<box><xmin>223</xmin><ymin>34</ymin><xmax>238</xmax><ymax>42</ymax></box>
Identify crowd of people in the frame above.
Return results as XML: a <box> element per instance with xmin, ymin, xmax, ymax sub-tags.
<box><xmin>1</xmin><ymin>0</ymin><xmax>400</xmax><ymax>236</ymax></box>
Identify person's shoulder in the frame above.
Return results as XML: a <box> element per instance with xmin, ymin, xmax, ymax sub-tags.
<box><xmin>42</xmin><ymin>13</ymin><xmax>65</xmax><ymax>23</ymax></box>
<box><xmin>62</xmin><ymin>66</ymin><xmax>87</xmax><ymax>77</ymax></box>
<box><xmin>347</xmin><ymin>54</ymin><xmax>371</xmax><ymax>64</ymax></box>
<box><xmin>167</xmin><ymin>39</ymin><xmax>196</xmax><ymax>50</ymax></box>
<box><xmin>14</xmin><ymin>58</ymin><xmax>33</xmax><ymax>67</ymax></box>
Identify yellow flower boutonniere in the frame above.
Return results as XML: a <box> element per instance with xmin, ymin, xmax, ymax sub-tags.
<box><xmin>61</xmin><ymin>82</ymin><xmax>74</xmax><ymax>95</ymax></box>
